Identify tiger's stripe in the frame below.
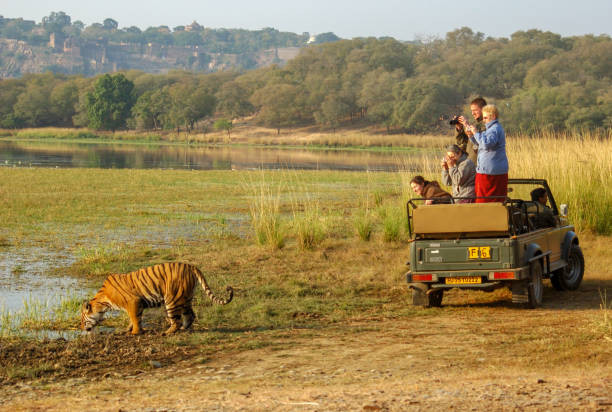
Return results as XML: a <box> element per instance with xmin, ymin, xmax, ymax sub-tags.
<box><xmin>81</xmin><ymin>262</ymin><xmax>233</xmax><ymax>335</ymax></box>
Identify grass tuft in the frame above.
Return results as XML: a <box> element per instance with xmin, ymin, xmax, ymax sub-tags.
<box><xmin>247</xmin><ymin>173</ymin><xmax>287</xmax><ymax>250</ymax></box>
<box><xmin>381</xmin><ymin>204</ymin><xmax>403</xmax><ymax>242</ymax></box>
<box><xmin>596</xmin><ymin>289</ymin><xmax>612</xmax><ymax>342</ymax></box>
<box><xmin>354</xmin><ymin>211</ymin><xmax>374</xmax><ymax>241</ymax></box>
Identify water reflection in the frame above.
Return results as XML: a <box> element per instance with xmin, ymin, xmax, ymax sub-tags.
<box><xmin>0</xmin><ymin>140</ymin><xmax>416</xmax><ymax>171</ymax></box>
<box><xmin>0</xmin><ymin>247</ymin><xmax>80</xmax><ymax>312</ymax></box>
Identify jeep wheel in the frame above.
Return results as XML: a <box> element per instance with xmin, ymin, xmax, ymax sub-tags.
<box><xmin>411</xmin><ymin>283</ymin><xmax>429</xmax><ymax>307</ymax></box>
<box><xmin>527</xmin><ymin>262</ymin><xmax>543</xmax><ymax>309</ymax></box>
<box><xmin>411</xmin><ymin>283</ymin><xmax>443</xmax><ymax>307</ymax></box>
<box><xmin>557</xmin><ymin>244</ymin><xmax>584</xmax><ymax>291</ymax></box>
<box><xmin>428</xmin><ymin>289</ymin><xmax>444</xmax><ymax>307</ymax></box>
<box><xmin>550</xmin><ymin>272</ymin><xmax>565</xmax><ymax>291</ymax></box>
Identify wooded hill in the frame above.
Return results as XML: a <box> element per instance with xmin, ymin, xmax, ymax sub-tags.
<box><xmin>0</xmin><ymin>12</ymin><xmax>340</xmax><ymax>76</ymax></box>
<box><xmin>0</xmin><ymin>26</ymin><xmax>610</xmax><ymax>134</ymax></box>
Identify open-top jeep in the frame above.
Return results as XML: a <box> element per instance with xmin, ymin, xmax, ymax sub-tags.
<box><xmin>405</xmin><ymin>179</ymin><xmax>584</xmax><ymax>308</ymax></box>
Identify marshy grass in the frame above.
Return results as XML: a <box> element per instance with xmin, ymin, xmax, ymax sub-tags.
<box><xmin>246</xmin><ymin>172</ymin><xmax>288</xmax><ymax>249</ymax></box>
<box><xmin>288</xmin><ymin>174</ymin><xmax>328</xmax><ymax>250</ymax></box>
<box><xmin>0</xmin><ymin>127</ymin><xmax>163</xmax><ymax>142</ymax></box>
<box><xmin>1</xmin><ymin>130</ymin><xmax>612</xmax><ymax>341</ymax></box>
<box><xmin>77</xmin><ymin>242</ymin><xmax>135</xmax><ymax>276</ymax></box>
<box><xmin>381</xmin><ymin>205</ymin><xmax>404</xmax><ymax>242</ymax></box>
<box><xmin>354</xmin><ymin>211</ymin><xmax>374</xmax><ymax>241</ymax></box>
<box><xmin>292</xmin><ymin>205</ymin><xmax>327</xmax><ymax>250</ymax></box>
<box><xmin>0</xmin><ymin>293</ymin><xmax>86</xmax><ymax>337</ymax></box>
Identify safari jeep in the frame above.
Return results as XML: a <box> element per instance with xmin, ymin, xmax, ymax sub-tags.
<box><xmin>405</xmin><ymin>179</ymin><xmax>584</xmax><ymax>308</ymax></box>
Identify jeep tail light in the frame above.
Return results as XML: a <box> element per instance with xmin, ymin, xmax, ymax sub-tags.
<box><xmin>493</xmin><ymin>272</ymin><xmax>516</xmax><ymax>280</ymax></box>
<box><xmin>413</xmin><ymin>274</ymin><xmax>433</xmax><ymax>282</ymax></box>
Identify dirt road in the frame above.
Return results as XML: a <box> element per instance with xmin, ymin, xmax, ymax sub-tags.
<box><xmin>1</xmin><ymin>283</ymin><xmax>610</xmax><ymax>411</ymax></box>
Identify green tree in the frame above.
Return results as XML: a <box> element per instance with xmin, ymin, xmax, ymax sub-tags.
<box><xmin>12</xmin><ymin>73</ymin><xmax>59</xmax><ymax>127</ymax></box>
<box><xmin>131</xmin><ymin>89</ymin><xmax>171</xmax><ymax>130</ymax></box>
<box><xmin>393</xmin><ymin>79</ymin><xmax>462</xmax><ymax>133</ymax></box>
<box><xmin>42</xmin><ymin>11</ymin><xmax>71</xmax><ymax>34</ymax></box>
<box><xmin>358</xmin><ymin>68</ymin><xmax>405</xmax><ymax>132</ymax></box>
<box><xmin>251</xmin><ymin>83</ymin><xmax>303</xmax><ymax>134</ymax></box>
<box><xmin>215</xmin><ymin>81</ymin><xmax>255</xmax><ymax>119</ymax></box>
<box><xmin>86</xmin><ymin>73</ymin><xmax>135</xmax><ymax>131</ymax></box>
<box><xmin>164</xmin><ymin>82</ymin><xmax>216</xmax><ymax>131</ymax></box>
<box><xmin>214</xmin><ymin>118</ymin><xmax>233</xmax><ymax>140</ymax></box>
<box><xmin>314</xmin><ymin>93</ymin><xmax>349</xmax><ymax>132</ymax></box>
<box><xmin>103</xmin><ymin>18</ymin><xmax>118</xmax><ymax>30</ymax></box>
<box><xmin>50</xmin><ymin>80</ymin><xmax>79</xmax><ymax>126</ymax></box>
<box><xmin>0</xmin><ymin>78</ymin><xmax>26</xmax><ymax>128</ymax></box>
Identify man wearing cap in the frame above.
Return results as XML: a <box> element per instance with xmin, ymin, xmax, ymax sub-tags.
<box><xmin>441</xmin><ymin>144</ymin><xmax>476</xmax><ymax>203</ymax></box>
<box><xmin>529</xmin><ymin>188</ymin><xmax>557</xmax><ymax>228</ymax></box>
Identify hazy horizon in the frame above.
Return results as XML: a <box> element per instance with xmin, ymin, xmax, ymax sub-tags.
<box><xmin>3</xmin><ymin>0</ymin><xmax>611</xmax><ymax>41</ymax></box>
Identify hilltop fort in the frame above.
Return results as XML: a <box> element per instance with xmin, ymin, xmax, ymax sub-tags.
<box><xmin>0</xmin><ymin>13</ymin><xmax>340</xmax><ymax>78</ymax></box>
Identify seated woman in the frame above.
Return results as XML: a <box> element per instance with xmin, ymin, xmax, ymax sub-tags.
<box><xmin>410</xmin><ymin>175</ymin><xmax>452</xmax><ymax>205</ymax></box>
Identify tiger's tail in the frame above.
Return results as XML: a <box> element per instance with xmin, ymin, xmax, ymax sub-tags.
<box><xmin>193</xmin><ymin>266</ymin><xmax>233</xmax><ymax>305</ymax></box>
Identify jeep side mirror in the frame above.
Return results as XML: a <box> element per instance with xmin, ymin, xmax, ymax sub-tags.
<box><xmin>559</xmin><ymin>204</ymin><xmax>568</xmax><ymax>217</ymax></box>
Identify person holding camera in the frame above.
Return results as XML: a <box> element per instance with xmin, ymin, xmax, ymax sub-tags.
<box><xmin>462</xmin><ymin>104</ymin><xmax>508</xmax><ymax>203</ymax></box>
<box><xmin>449</xmin><ymin>116</ymin><xmax>469</xmax><ymax>156</ymax></box>
<box><xmin>457</xmin><ymin>97</ymin><xmax>487</xmax><ymax>165</ymax></box>
<box><xmin>441</xmin><ymin>144</ymin><xmax>476</xmax><ymax>203</ymax></box>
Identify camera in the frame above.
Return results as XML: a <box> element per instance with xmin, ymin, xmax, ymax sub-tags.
<box><xmin>449</xmin><ymin>116</ymin><xmax>460</xmax><ymax>125</ymax></box>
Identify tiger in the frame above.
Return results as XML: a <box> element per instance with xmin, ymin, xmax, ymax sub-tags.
<box><xmin>81</xmin><ymin>262</ymin><xmax>233</xmax><ymax>335</ymax></box>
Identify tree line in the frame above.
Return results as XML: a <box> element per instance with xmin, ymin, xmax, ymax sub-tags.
<box><xmin>0</xmin><ymin>12</ymin><xmax>338</xmax><ymax>54</ymax></box>
<box><xmin>0</xmin><ymin>27</ymin><xmax>609</xmax><ymax>135</ymax></box>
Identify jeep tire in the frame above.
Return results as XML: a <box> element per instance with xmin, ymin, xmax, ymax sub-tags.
<box><xmin>411</xmin><ymin>283</ymin><xmax>443</xmax><ymax>307</ymax></box>
<box><xmin>555</xmin><ymin>244</ymin><xmax>585</xmax><ymax>291</ymax></box>
<box><xmin>527</xmin><ymin>261</ymin><xmax>543</xmax><ymax>309</ymax></box>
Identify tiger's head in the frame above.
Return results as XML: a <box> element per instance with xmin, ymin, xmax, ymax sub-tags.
<box><xmin>81</xmin><ymin>300</ymin><xmax>106</xmax><ymax>332</ymax></box>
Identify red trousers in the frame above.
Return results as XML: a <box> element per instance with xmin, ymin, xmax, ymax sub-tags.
<box><xmin>475</xmin><ymin>173</ymin><xmax>508</xmax><ymax>203</ymax></box>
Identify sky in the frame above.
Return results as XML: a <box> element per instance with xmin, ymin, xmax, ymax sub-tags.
<box><xmin>2</xmin><ymin>0</ymin><xmax>611</xmax><ymax>41</ymax></box>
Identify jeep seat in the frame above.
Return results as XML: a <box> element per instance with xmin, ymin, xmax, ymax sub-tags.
<box><xmin>412</xmin><ymin>203</ymin><xmax>509</xmax><ymax>237</ymax></box>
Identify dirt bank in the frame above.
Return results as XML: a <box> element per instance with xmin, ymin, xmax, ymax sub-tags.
<box><xmin>1</xmin><ymin>281</ymin><xmax>610</xmax><ymax>411</ymax></box>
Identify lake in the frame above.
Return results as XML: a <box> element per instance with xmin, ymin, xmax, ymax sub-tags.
<box><xmin>0</xmin><ymin>140</ymin><xmax>423</xmax><ymax>172</ymax></box>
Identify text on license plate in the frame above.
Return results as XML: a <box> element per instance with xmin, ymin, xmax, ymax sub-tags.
<box><xmin>468</xmin><ymin>246</ymin><xmax>491</xmax><ymax>259</ymax></box>
<box><xmin>446</xmin><ymin>276</ymin><xmax>482</xmax><ymax>284</ymax></box>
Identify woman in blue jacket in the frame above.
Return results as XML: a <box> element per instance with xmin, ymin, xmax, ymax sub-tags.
<box><xmin>462</xmin><ymin>104</ymin><xmax>508</xmax><ymax>203</ymax></box>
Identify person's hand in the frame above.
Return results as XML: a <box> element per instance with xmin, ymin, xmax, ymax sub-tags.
<box><xmin>465</xmin><ymin>125</ymin><xmax>476</xmax><ymax>137</ymax></box>
<box><xmin>441</xmin><ymin>157</ymin><xmax>448</xmax><ymax>170</ymax></box>
<box><xmin>447</xmin><ymin>156</ymin><xmax>457</xmax><ymax>168</ymax></box>
<box><xmin>458</xmin><ymin>116</ymin><xmax>469</xmax><ymax>127</ymax></box>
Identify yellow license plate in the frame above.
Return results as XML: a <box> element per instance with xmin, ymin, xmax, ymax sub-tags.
<box><xmin>468</xmin><ymin>246</ymin><xmax>491</xmax><ymax>259</ymax></box>
<box><xmin>446</xmin><ymin>276</ymin><xmax>482</xmax><ymax>284</ymax></box>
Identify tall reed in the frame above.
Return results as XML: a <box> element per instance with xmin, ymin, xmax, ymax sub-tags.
<box><xmin>381</xmin><ymin>203</ymin><xmax>404</xmax><ymax>242</ymax></box>
<box><xmin>507</xmin><ymin>131</ymin><xmax>612</xmax><ymax>234</ymax></box>
<box><xmin>246</xmin><ymin>172</ymin><xmax>287</xmax><ymax>249</ymax></box>
<box><xmin>354</xmin><ymin>211</ymin><xmax>374</xmax><ymax>241</ymax></box>
<box><xmin>394</xmin><ymin>130</ymin><xmax>612</xmax><ymax>235</ymax></box>
<box><xmin>596</xmin><ymin>289</ymin><xmax>611</xmax><ymax>342</ymax></box>
<box><xmin>289</xmin><ymin>185</ymin><xmax>327</xmax><ymax>250</ymax></box>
